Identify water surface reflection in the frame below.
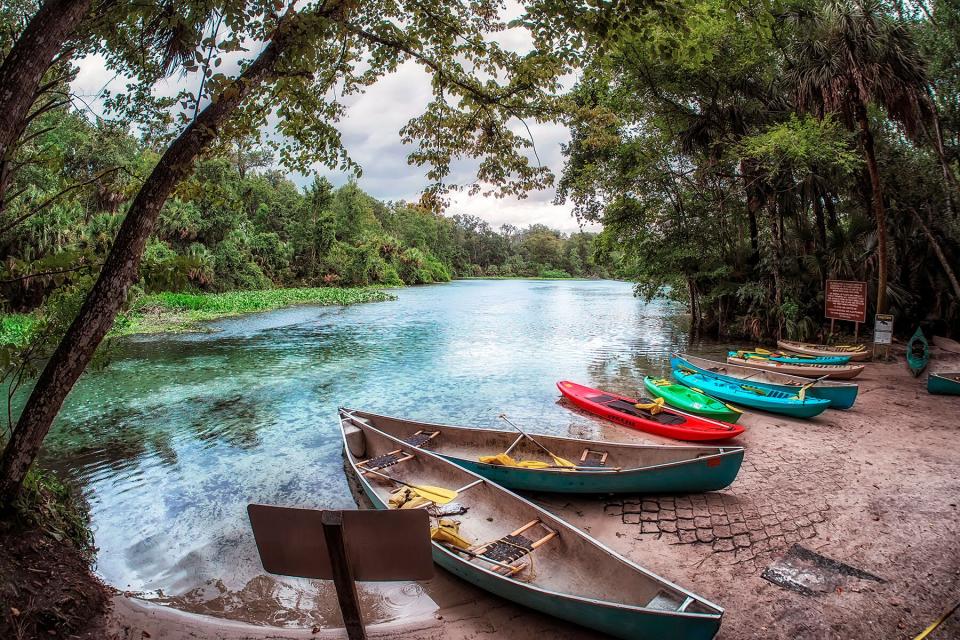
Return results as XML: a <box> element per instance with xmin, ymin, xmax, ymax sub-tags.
<box><xmin>40</xmin><ymin>279</ymin><xmax>699</xmax><ymax>626</ymax></box>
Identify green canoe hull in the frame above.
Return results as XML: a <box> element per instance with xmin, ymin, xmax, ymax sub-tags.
<box><xmin>642</xmin><ymin>376</ymin><xmax>741</xmax><ymax>423</ymax></box>
<box><xmin>928</xmin><ymin>372</ymin><xmax>960</xmax><ymax>395</ymax></box>
<box><xmin>356</xmin><ymin>472</ymin><xmax>723</xmax><ymax>640</ymax></box>
<box><xmin>444</xmin><ymin>449</ymin><xmax>744</xmax><ymax>494</ymax></box>
<box><xmin>907</xmin><ymin>327</ymin><xmax>930</xmax><ymax>377</ymax></box>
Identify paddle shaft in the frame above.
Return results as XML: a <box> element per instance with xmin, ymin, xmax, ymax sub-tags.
<box><xmin>498</xmin><ymin>414</ymin><xmax>569</xmax><ymax>463</ymax></box>
<box><xmin>361</xmin><ymin>466</ymin><xmax>442</xmax><ymax>494</ymax></box>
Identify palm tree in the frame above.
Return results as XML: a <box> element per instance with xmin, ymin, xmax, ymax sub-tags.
<box><xmin>788</xmin><ymin>0</ymin><xmax>934</xmax><ymax>313</ymax></box>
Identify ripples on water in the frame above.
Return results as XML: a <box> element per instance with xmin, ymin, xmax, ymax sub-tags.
<box><xmin>37</xmin><ymin>279</ymin><xmax>702</xmax><ymax>626</ymax></box>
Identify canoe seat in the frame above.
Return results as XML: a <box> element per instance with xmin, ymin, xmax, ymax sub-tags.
<box><xmin>402</xmin><ymin>430</ymin><xmax>440</xmax><ymax>448</ymax></box>
<box><xmin>470</xmin><ymin>519</ymin><xmax>558</xmax><ymax>576</ymax></box>
<box><xmin>358</xmin><ymin>448</ymin><xmax>414</xmax><ymax>472</ymax></box>
<box><xmin>579</xmin><ymin>448</ymin><xmax>608</xmax><ymax>467</ymax></box>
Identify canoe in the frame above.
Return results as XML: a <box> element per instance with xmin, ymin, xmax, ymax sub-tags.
<box><xmin>907</xmin><ymin>327</ymin><xmax>930</xmax><ymax>377</ymax></box>
<box><xmin>671</xmin><ymin>365</ymin><xmax>830</xmax><ymax>419</ymax></box>
<box><xmin>927</xmin><ymin>372</ymin><xmax>960</xmax><ymax>395</ymax></box>
<box><xmin>732</xmin><ymin>349</ymin><xmax>850</xmax><ymax>366</ymax></box>
<box><xmin>673</xmin><ymin>354</ymin><xmax>858</xmax><ymax>410</ymax></box>
<box><xmin>339</xmin><ymin>410</ymin><xmax>725</xmax><ymax>640</ymax></box>
<box><xmin>556</xmin><ymin>380</ymin><xmax>745</xmax><ymax>441</ymax></box>
<box><xmin>341</xmin><ymin>408</ymin><xmax>744</xmax><ymax>494</ymax></box>
<box><xmin>642</xmin><ymin>376</ymin><xmax>742</xmax><ymax>423</ymax></box>
<box><xmin>777</xmin><ymin>339</ymin><xmax>870</xmax><ymax>362</ymax></box>
<box><xmin>725</xmin><ymin>354</ymin><xmax>864</xmax><ymax>380</ymax></box>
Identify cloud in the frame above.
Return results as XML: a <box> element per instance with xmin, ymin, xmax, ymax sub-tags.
<box><xmin>70</xmin><ymin>5</ymin><xmax>586</xmax><ymax>233</ymax></box>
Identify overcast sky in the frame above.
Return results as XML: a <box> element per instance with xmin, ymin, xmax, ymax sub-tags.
<box><xmin>70</xmin><ymin>9</ymin><xmax>596</xmax><ymax>234</ymax></box>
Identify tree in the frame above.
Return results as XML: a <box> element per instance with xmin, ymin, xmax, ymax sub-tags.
<box><xmin>0</xmin><ymin>0</ymin><xmax>564</xmax><ymax>502</ymax></box>
<box><xmin>788</xmin><ymin>0</ymin><xmax>935</xmax><ymax>313</ymax></box>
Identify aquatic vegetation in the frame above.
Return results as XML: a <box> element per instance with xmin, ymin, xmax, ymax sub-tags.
<box><xmin>115</xmin><ymin>287</ymin><xmax>396</xmax><ymax>336</ymax></box>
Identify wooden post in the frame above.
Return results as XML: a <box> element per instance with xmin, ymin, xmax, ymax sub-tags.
<box><xmin>321</xmin><ymin>511</ymin><xmax>366</xmax><ymax>640</ymax></box>
<box><xmin>854</xmin><ymin>321</ymin><xmax>859</xmax><ymax>342</ymax></box>
<box><xmin>830</xmin><ymin>318</ymin><xmax>835</xmax><ymax>337</ymax></box>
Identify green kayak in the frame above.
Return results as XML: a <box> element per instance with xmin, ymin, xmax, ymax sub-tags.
<box><xmin>643</xmin><ymin>376</ymin><xmax>742</xmax><ymax>423</ymax></box>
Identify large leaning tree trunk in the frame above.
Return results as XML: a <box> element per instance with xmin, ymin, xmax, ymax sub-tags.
<box><xmin>0</xmin><ymin>0</ymin><xmax>93</xmax><ymax>162</ymax></box>
<box><xmin>855</xmin><ymin>102</ymin><xmax>889</xmax><ymax>314</ymax></box>
<box><xmin>0</xmin><ymin>12</ymin><xmax>303</xmax><ymax>503</ymax></box>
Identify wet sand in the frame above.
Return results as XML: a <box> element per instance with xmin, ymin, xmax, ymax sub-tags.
<box><xmin>107</xmin><ymin>347</ymin><xmax>960</xmax><ymax>639</ymax></box>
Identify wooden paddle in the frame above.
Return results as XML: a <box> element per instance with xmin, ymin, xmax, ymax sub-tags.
<box><xmin>498</xmin><ymin>414</ymin><xmax>576</xmax><ymax>468</ymax></box>
<box><xmin>796</xmin><ymin>374</ymin><xmax>831</xmax><ymax>401</ymax></box>
<box><xmin>361</xmin><ymin>467</ymin><xmax>457</xmax><ymax>504</ymax></box>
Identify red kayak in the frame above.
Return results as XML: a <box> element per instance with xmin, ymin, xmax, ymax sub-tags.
<box><xmin>557</xmin><ymin>380</ymin><xmax>745</xmax><ymax>441</ymax></box>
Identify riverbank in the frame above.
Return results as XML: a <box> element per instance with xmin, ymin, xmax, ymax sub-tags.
<box><xmin>0</xmin><ymin>470</ymin><xmax>114</xmax><ymax>639</ymax></box>
<box><xmin>115</xmin><ymin>287</ymin><xmax>396</xmax><ymax>335</ymax></box>
<box><xmin>98</xmin><ymin>343</ymin><xmax>960</xmax><ymax>639</ymax></box>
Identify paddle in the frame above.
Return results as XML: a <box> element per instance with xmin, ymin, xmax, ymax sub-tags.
<box><xmin>498</xmin><ymin>414</ymin><xmax>577</xmax><ymax>468</ymax></box>
<box><xmin>361</xmin><ymin>467</ymin><xmax>457</xmax><ymax>504</ymax></box>
<box><xmin>795</xmin><ymin>374</ymin><xmax>831</xmax><ymax>401</ymax></box>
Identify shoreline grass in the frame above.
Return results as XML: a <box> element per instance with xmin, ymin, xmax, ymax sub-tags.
<box><xmin>114</xmin><ymin>287</ymin><xmax>396</xmax><ymax>336</ymax></box>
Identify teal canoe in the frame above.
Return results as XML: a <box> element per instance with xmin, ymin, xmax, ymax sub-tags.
<box><xmin>340</xmin><ymin>409</ymin><xmax>724</xmax><ymax>640</ymax></box>
<box><xmin>674</xmin><ymin>353</ymin><xmax>858</xmax><ymax>410</ymax></box>
<box><xmin>927</xmin><ymin>372</ymin><xmax>960</xmax><ymax>395</ymax></box>
<box><xmin>642</xmin><ymin>376</ymin><xmax>742</xmax><ymax>423</ymax></box>
<box><xmin>730</xmin><ymin>350</ymin><xmax>851</xmax><ymax>366</ymax></box>
<box><xmin>341</xmin><ymin>408</ymin><xmax>744</xmax><ymax>494</ymax></box>
<box><xmin>907</xmin><ymin>327</ymin><xmax>930</xmax><ymax>377</ymax></box>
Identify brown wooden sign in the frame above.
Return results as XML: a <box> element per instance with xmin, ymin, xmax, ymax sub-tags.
<box><xmin>247</xmin><ymin>505</ymin><xmax>434</xmax><ymax>581</ymax></box>
<box><xmin>825</xmin><ymin>280</ymin><xmax>867</xmax><ymax>324</ymax></box>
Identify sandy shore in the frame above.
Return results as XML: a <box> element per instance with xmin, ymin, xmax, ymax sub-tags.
<box><xmin>107</xmin><ymin>347</ymin><xmax>960</xmax><ymax>640</ymax></box>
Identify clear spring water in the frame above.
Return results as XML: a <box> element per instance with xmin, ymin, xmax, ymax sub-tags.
<box><xmin>37</xmin><ymin>279</ymin><xmax>718</xmax><ymax>627</ymax></box>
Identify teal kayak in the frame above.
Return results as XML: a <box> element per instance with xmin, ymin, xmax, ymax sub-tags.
<box><xmin>927</xmin><ymin>372</ymin><xmax>960</xmax><ymax>395</ymax></box>
<box><xmin>671</xmin><ymin>368</ymin><xmax>831</xmax><ymax>418</ymax></box>
<box><xmin>730</xmin><ymin>350</ymin><xmax>851</xmax><ymax>366</ymax></box>
<box><xmin>642</xmin><ymin>376</ymin><xmax>742</xmax><ymax>423</ymax></box>
<box><xmin>907</xmin><ymin>327</ymin><xmax>930</xmax><ymax>377</ymax></box>
<box><xmin>670</xmin><ymin>354</ymin><xmax>860</xmax><ymax>409</ymax></box>
<box><xmin>672</xmin><ymin>354</ymin><xmax>858</xmax><ymax>410</ymax></box>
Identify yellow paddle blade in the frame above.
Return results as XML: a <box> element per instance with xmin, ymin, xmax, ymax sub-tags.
<box><xmin>479</xmin><ymin>453</ymin><xmax>553</xmax><ymax>469</ymax></box>
<box><xmin>550</xmin><ymin>454</ymin><xmax>577</xmax><ymax>468</ymax></box>
<box><xmin>754</xmin><ymin>347</ymin><xmax>772</xmax><ymax>355</ymax></box>
<box><xmin>409</xmin><ymin>484</ymin><xmax>457</xmax><ymax>505</ymax></box>
<box><xmin>723</xmin><ymin>402</ymin><xmax>743</xmax><ymax>414</ymax></box>
<box><xmin>635</xmin><ymin>397</ymin><xmax>666</xmax><ymax>415</ymax></box>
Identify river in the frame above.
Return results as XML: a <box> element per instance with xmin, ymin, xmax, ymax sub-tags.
<box><xmin>39</xmin><ymin>279</ymin><xmax>715</xmax><ymax>627</ymax></box>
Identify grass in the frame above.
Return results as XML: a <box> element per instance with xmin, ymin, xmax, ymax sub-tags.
<box><xmin>114</xmin><ymin>287</ymin><xmax>396</xmax><ymax>335</ymax></box>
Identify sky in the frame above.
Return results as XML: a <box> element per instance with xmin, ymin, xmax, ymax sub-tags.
<box><xmin>70</xmin><ymin>8</ymin><xmax>597</xmax><ymax>234</ymax></box>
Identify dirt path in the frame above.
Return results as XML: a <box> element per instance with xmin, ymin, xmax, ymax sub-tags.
<box><xmin>109</xmin><ymin>350</ymin><xmax>960</xmax><ymax>639</ymax></box>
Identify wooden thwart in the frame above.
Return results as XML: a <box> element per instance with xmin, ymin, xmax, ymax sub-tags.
<box><xmin>468</xmin><ymin>519</ymin><xmax>558</xmax><ymax>576</ymax></box>
<box><xmin>579</xmin><ymin>448</ymin><xmax>609</xmax><ymax>466</ymax></box>
<box><xmin>357</xmin><ymin>449</ymin><xmax>415</xmax><ymax>472</ymax></box>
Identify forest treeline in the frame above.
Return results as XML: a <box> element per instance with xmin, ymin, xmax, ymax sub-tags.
<box><xmin>1</xmin><ymin>110</ymin><xmax>612</xmax><ymax>314</ymax></box>
<box><xmin>553</xmin><ymin>0</ymin><xmax>960</xmax><ymax>340</ymax></box>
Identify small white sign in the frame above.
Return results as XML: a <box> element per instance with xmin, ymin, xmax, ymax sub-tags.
<box><xmin>874</xmin><ymin>314</ymin><xmax>893</xmax><ymax>344</ymax></box>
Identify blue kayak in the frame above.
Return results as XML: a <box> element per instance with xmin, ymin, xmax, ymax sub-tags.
<box><xmin>729</xmin><ymin>350</ymin><xmax>851</xmax><ymax>366</ymax></box>
<box><xmin>672</xmin><ymin>367</ymin><xmax>831</xmax><ymax>419</ymax></box>
<box><xmin>675</xmin><ymin>354</ymin><xmax>858</xmax><ymax>410</ymax></box>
